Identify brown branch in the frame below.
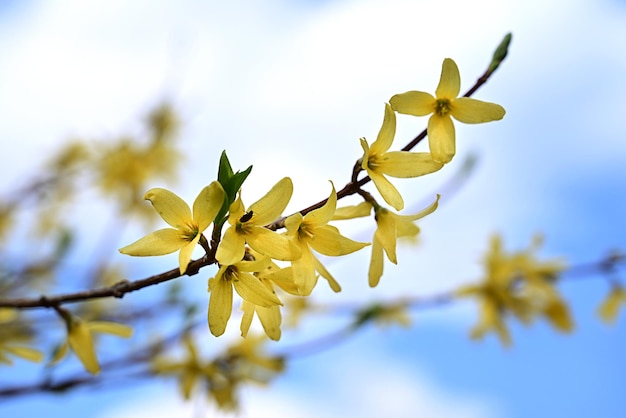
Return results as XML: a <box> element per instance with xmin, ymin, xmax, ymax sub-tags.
<box><xmin>0</xmin><ymin>255</ymin><xmax>216</xmax><ymax>309</ymax></box>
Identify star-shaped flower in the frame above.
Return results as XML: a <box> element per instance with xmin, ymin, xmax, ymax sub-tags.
<box><xmin>119</xmin><ymin>182</ymin><xmax>225</xmax><ymax>274</ymax></box>
<box><xmin>215</xmin><ymin>177</ymin><xmax>301</xmax><ymax>266</ymax></box>
<box><xmin>360</xmin><ymin>103</ymin><xmax>443</xmax><ymax>211</ymax></box>
<box><xmin>369</xmin><ymin>196</ymin><xmax>439</xmax><ymax>287</ymax></box>
<box><xmin>390</xmin><ymin>58</ymin><xmax>506</xmax><ymax>164</ymax></box>
<box><xmin>284</xmin><ymin>183</ymin><xmax>369</xmax><ymax>295</ymax></box>
<box><xmin>208</xmin><ymin>257</ymin><xmax>282</xmax><ymax>337</ymax></box>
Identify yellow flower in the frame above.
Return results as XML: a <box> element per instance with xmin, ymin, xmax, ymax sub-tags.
<box><xmin>152</xmin><ymin>334</ymin><xmax>210</xmax><ymax>400</ymax></box>
<box><xmin>390</xmin><ymin>58</ymin><xmax>506</xmax><ymax>164</ymax></box>
<box><xmin>360</xmin><ymin>103</ymin><xmax>443</xmax><ymax>211</ymax></box>
<box><xmin>369</xmin><ymin>196</ymin><xmax>439</xmax><ymax>287</ymax></box>
<box><xmin>456</xmin><ymin>235</ymin><xmax>570</xmax><ymax>346</ymax></box>
<box><xmin>119</xmin><ymin>182</ymin><xmax>225</xmax><ymax>274</ymax></box>
<box><xmin>53</xmin><ymin>317</ymin><xmax>133</xmax><ymax>375</ymax></box>
<box><xmin>0</xmin><ymin>309</ymin><xmax>43</xmax><ymax>365</ymax></box>
<box><xmin>597</xmin><ymin>285</ymin><xmax>626</xmax><ymax>324</ymax></box>
<box><xmin>216</xmin><ymin>177</ymin><xmax>301</xmax><ymax>266</ymax></box>
<box><xmin>208</xmin><ymin>257</ymin><xmax>282</xmax><ymax>337</ymax></box>
<box><xmin>285</xmin><ymin>183</ymin><xmax>369</xmax><ymax>295</ymax></box>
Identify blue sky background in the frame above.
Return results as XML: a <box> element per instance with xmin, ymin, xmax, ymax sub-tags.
<box><xmin>1</xmin><ymin>0</ymin><xmax>625</xmax><ymax>417</ymax></box>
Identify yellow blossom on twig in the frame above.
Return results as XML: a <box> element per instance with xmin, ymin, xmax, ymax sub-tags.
<box><xmin>208</xmin><ymin>257</ymin><xmax>282</xmax><ymax>337</ymax></box>
<box><xmin>216</xmin><ymin>177</ymin><xmax>301</xmax><ymax>265</ymax></box>
<box><xmin>369</xmin><ymin>196</ymin><xmax>439</xmax><ymax>287</ymax></box>
<box><xmin>285</xmin><ymin>183</ymin><xmax>369</xmax><ymax>295</ymax></box>
<box><xmin>119</xmin><ymin>182</ymin><xmax>225</xmax><ymax>274</ymax></box>
<box><xmin>360</xmin><ymin>103</ymin><xmax>443</xmax><ymax>211</ymax></box>
<box><xmin>390</xmin><ymin>58</ymin><xmax>505</xmax><ymax>163</ymax></box>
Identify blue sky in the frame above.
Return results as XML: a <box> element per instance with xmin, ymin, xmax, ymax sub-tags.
<box><xmin>1</xmin><ymin>0</ymin><xmax>625</xmax><ymax>417</ymax></box>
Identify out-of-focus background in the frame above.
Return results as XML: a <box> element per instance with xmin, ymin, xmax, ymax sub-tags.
<box><xmin>1</xmin><ymin>0</ymin><xmax>625</xmax><ymax>417</ymax></box>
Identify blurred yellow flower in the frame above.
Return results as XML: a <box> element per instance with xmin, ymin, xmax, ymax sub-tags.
<box><xmin>457</xmin><ymin>235</ymin><xmax>570</xmax><ymax>346</ymax></box>
<box><xmin>53</xmin><ymin>317</ymin><xmax>132</xmax><ymax>375</ymax></box>
<box><xmin>360</xmin><ymin>103</ymin><xmax>443</xmax><ymax>210</ymax></box>
<box><xmin>597</xmin><ymin>285</ymin><xmax>626</xmax><ymax>324</ymax></box>
<box><xmin>0</xmin><ymin>309</ymin><xmax>43</xmax><ymax>365</ymax></box>
<box><xmin>216</xmin><ymin>177</ymin><xmax>301</xmax><ymax>266</ymax></box>
<box><xmin>119</xmin><ymin>182</ymin><xmax>225</xmax><ymax>274</ymax></box>
<box><xmin>390</xmin><ymin>58</ymin><xmax>505</xmax><ymax>163</ymax></box>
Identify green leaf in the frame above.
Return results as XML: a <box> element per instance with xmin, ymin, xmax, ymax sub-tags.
<box><xmin>217</xmin><ymin>150</ymin><xmax>234</xmax><ymax>185</ymax></box>
<box><xmin>215</xmin><ymin>151</ymin><xmax>253</xmax><ymax>223</ymax></box>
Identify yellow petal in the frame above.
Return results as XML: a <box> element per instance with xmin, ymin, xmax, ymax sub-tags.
<box><xmin>236</xmin><ymin>257</ymin><xmax>272</xmax><ymax>273</ymax></box>
<box><xmin>215</xmin><ymin>226</ymin><xmax>246</xmax><ymax>265</ymax></box>
<box><xmin>233</xmin><ymin>272</ymin><xmax>282</xmax><ymax>307</ymax></box>
<box><xmin>247</xmin><ymin>228</ymin><xmax>301</xmax><ymax>261</ymax></box>
<box><xmin>370</xmin><ymin>103</ymin><xmax>396</xmax><ymax>155</ymax></box>
<box><xmin>178</xmin><ymin>234</ymin><xmax>200</xmax><ymax>274</ymax></box>
<box><xmin>360</xmin><ymin>138</ymin><xmax>371</xmax><ymax>170</ymax></box>
<box><xmin>303</xmin><ymin>183</ymin><xmax>337</xmax><ymax>228</ymax></box>
<box><xmin>309</xmin><ymin>225</ymin><xmax>369</xmax><ymax>256</ymax></box>
<box><xmin>180</xmin><ymin>372</ymin><xmax>197</xmax><ymax>400</ymax></box>
<box><xmin>0</xmin><ymin>308</ymin><xmax>17</xmax><ymax>323</ymax></box>
<box><xmin>284</xmin><ymin>212</ymin><xmax>303</xmax><ymax>235</ymax></box>
<box><xmin>452</xmin><ymin>97</ymin><xmax>506</xmax><ymax>124</ymax></box>
<box><xmin>248</xmin><ymin>177</ymin><xmax>293</xmax><ymax>225</ymax></box>
<box><xmin>208</xmin><ymin>273</ymin><xmax>233</xmax><ymax>337</ymax></box>
<box><xmin>240</xmin><ymin>300</ymin><xmax>254</xmax><ymax>338</ymax></box>
<box><xmin>332</xmin><ymin>202</ymin><xmax>373</xmax><ymax>220</ymax></box>
<box><xmin>119</xmin><ymin>228</ymin><xmax>185</xmax><ymax>256</ymax></box>
<box><xmin>435</xmin><ymin>58</ymin><xmax>460</xmax><ymax>99</ymax></box>
<box><xmin>49</xmin><ymin>341</ymin><xmax>69</xmax><ymax>365</ymax></box>
<box><xmin>68</xmin><ymin>320</ymin><xmax>100</xmax><ymax>375</ymax></box>
<box><xmin>255</xmin><ymin>304</ymin><xmax>282</xmax><ymax>341</ymax></box>
<box><xmin>396</xmin><ymin>194</ymin><xmax>440</xmax><ymax>222</ymax></box>
<box><xmin>368</xmin><ymin>170</ymin><xmax>404</xmax><ymax>211</ymax></box>
<box><xmin>597</xmin><ymin>286</ymin><xmax>626</xmax><ymax>324</ymax></box>
<box><xmin>193</xmin><ymin>181</ymin><xmax>226</xmax><ymax>233</ymax></box>
<box><xmin>389</xmin><ymin>91</ymin><xmax>435</xmax><ymax>116</ymax></box>
<box><xmin>427</xmin><ymin>115</ymin><xmax>455</xmax><ymax>164</ymax></box>
<box><xmin>144</xmin><ymin>188</ymin><xmax>192</xmax><ymax>229</ymax></box>
<box><xmin>311</xmin><ymin>254</ymin><xmax>342</xmax><ymax>292</ymax></box>
<box><xmin>375</xmin><ymin>210</ymin><xmax>398</xmax><ymax>264</ymax></box>
<box><xmin>368</xmin><ymin>238</ymin><xmax>384</xmax><ymax>287</ymax></box>
<box><xmin>87</xmin><ymin>321</ymin><xmax>133</xmax><ymax>338</ymax></box>
<box><xmin>3</xmin><ymin>346</ymin><xmax>44</xmax><ymax>363</ymax></box>
<box><xmin>261</xmin><ymin>266</ymin><xmax>300</xmax><ymax>295</ymax></box>
<box><xmin>544</xmin><ymin>299</ymin><xmax>574</xmax><ymax>332</ymax></box>
<box><xmin>292</xmin><ymin>246</ymin><xmax>317</xmax><ymax>295</ymax></box>
<box><xmin>227</xmin><ymin>193</ymin><xmax>245</xmax><ymax>225</ymax></box>
<box><xmin>378</xmin><ymin>152</ymin><xmax>444</xmax><ymax>178</ymax></box>
<box><xmin>396</xmin><ymin>219</ymin><xmax>420</xmax><ymax>239</ymax></box>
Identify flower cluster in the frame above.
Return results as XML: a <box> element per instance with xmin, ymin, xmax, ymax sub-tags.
<box><xmin>119</xmin><ymin>58</ymin><xmax>506</xmax><ymax>341</ymax></box>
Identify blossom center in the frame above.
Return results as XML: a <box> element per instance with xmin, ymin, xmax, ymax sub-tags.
<box><xmin>181</xmin><ymin>221</ymin><xmax>199</xmax><ymax>242</ymax></box>
<box><xmin>236</xmin><ymin>211</ymin><xmax>254</xmax><ymax>234</ymax></box>
<box><xmin>434</xmin><ymin>99</ymin><xmax>452</xmax><ymax>116</ymax></box>
<box><xmin>297</xmin><ymin>224</ymin><xmax>315</xmax><ymax>242</ymax></box>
